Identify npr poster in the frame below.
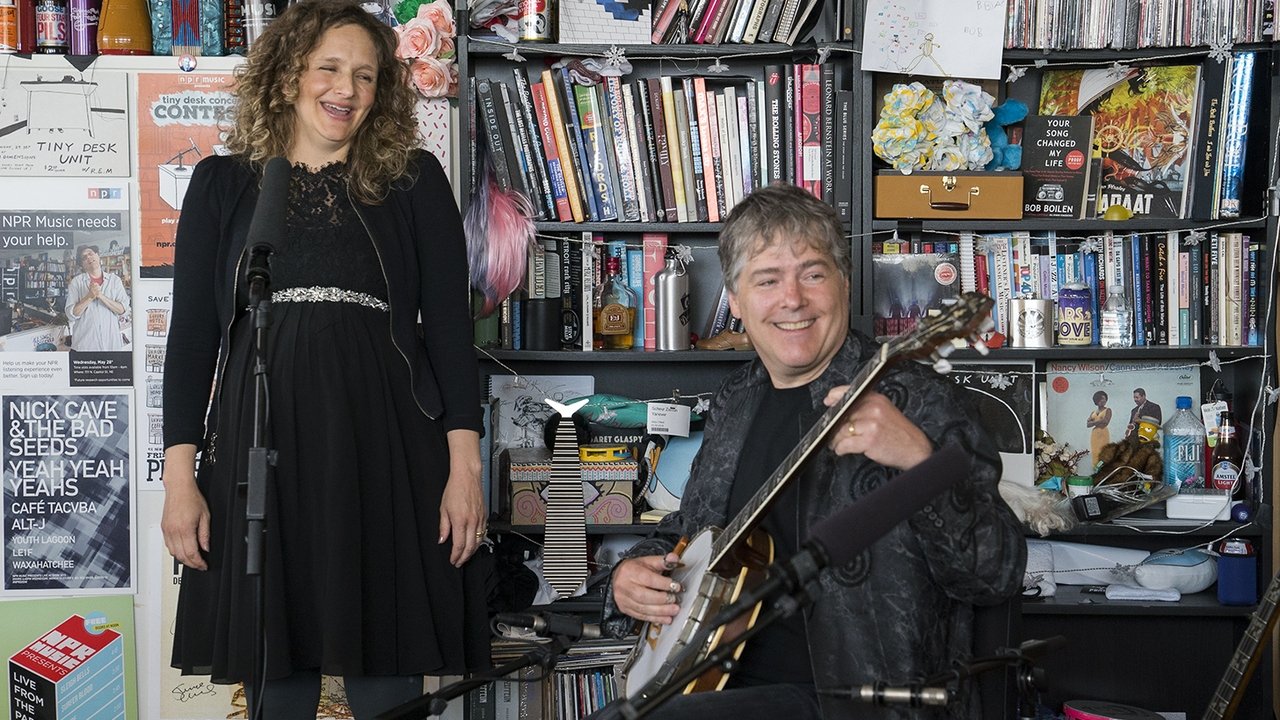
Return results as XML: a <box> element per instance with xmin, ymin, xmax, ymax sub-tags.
<box><xmin>136</xmin><ymin>72</ymin><xmax>234</xmax><ymax>277</ymax></box>
<box><xmin>0</xmin><ymin>66</ymin><xmax>130</xmax><ymax>176</ymax></box>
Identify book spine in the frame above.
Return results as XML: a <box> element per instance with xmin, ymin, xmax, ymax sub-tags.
<box><xmin>1188</xmin><ymin>235</ymin><xmax>1202</xmax><ymax>343</ymax></box>
<box><xmin>682</xmin><ymin>79</ymin><xmax>709</xmax><ymax>222</ymax></box>
<box><xmin>559</xmin><ymin>68</ymin><xmax>602</xmax><ymax>221</ymax></box>
<box><xmin>1247</xmin><ymin>240</ymin><xmax>1258</xmax><ymax>346</ymax></box>
<box><xmin>672</xmin><ymin>85</ymin><xmax>698</xmax><ymax>222</ymax></box>
<box><xmin>1167</xmin><ymin>232</ymin><xmax>1180</xmax><ymax>345</ymax></box>
<box><xmin>736</xmin><ymin>93</ymin><xmax>754</xmax><ymax>198</ymax></box>
<box><xmin>783</xmin><ymin>65</ymin><xmax>795</xmax><ymax>185</ymax></box>
<box><xmin>561</xmin><ymin>235</ymin><xmax>581</xmax><ymax>349</ymax></box>
<box><xmin>1081</xmin><ymin>248</ymin><xmax>1099</xmax><ymax>344</ymax></box>
<box><xmin>1225</xmin><ymin>232</ymin><xmax>1243</xmax><ymax>345</ymax></box>
<box><xmin>694</xmin><ymin>77</ymin><xmax>720</xmax><ymax>222</ymax></box>
<box><xmin>508</xmin><ymin>75</ymin><xmax>555</xmax><ymax>220</ymax></box>
<box><xmin>773</xmin><ymin>0</ymin><xmax>803</xmax><ymax>45</ymax></box>
<box><xmin>727</xmin><ymin>0</ymin><xmax>756</xmax><ymax>42</ymax></box>
<box><xmin>820</xmin><ymin>62</ymin><xmax>835</xmax><ymax>207</ymax></box>
<box><xmin>496</xmin><ymin>82</ymin><xmax>537</xmax><ymax>209</ymax></box>
<box><xmin>649</xmin><ymin>78</ymin><xmax>679</xmax><ymax>223</ymax></box>
<box><xmin>711</xmin><ymin>90</ymin><xmax>732</xmax><ymax>217</ymax></box>
<box><xmin>1128</xmin><ymin>234</ymin><xmax>1145</xmax><ymax>346</ymax></box>
<box><xmin>1153</xmin><ymin>234</ymin><xmax>1168</xmax><ymax>345</ymax></box>
<box><xmin>626</xmin><ymin>247</ymin><xmax>646</xmax><ymax>347</ymax></box>
<box><xmin>575</xmin><ymin>84</ymin><xmax>620</xmax><ymax>221</ymax></box>
<box><xmin>604</xmin><ymin>77</ymin><xmax>641</xmax><ymax>222</ymax></box>
<box><xmin>1178</xmin><ymin>244</ymin><xmax>1189</xmax><ymax>345</ymax></box>
<box><xmin>1207</xmin><ymin>232</ymin><xmax>1219</xmax><ymax>344</ymax></box>
<box><xmin>581</xmin><ymin>232</ymin><xmax>597</xmax><ymax>351</ymax></box>
<box><xmin>762</xmin><ymin>65</ymin><xmax>785</xmax><ymax>184</ymax></box>
<box><xmin>642</xmin><ymin>234</ymin><xmax>668</xmax><ymax>350</ymax></box>
<box><xmin>742</xmin><ymin>0</ymin><xmax>770</xmax><ymax>42</ymax></box>
<box><xmin>622</xmin><ymin>84</ymin><xmax>655</xmax><ymax>222</ymax></box>
<box><xmin>798</xmin><ymin>63</ymin><xmax>822</xmax><ymax>198</ymax></box>
<box><xmin>1188</xmin><ymin>53</ymin><xmax>1229</xmax><ymax>219</ymax></box>
<box><xmin>1142</xmin><ymin>235</ymin><xmax>1156</xmax><ymax>345</ymax></box>
<box><xmin>745</xmin><ymin>80</ymin><xmax>762</xmax><ymax>190</ymax></box>
<box><xmin>1218</xmin><ymin>51</ymin><xmax>1256</xmax><ymax>218</ymax></box>
<box><xmin>651</xmin><ymin>0</ymin><xmax>681</xmax><ymax>42</ymax></box>
<box><xmin>540</xmin><ymin>70</ymin><xmax>586</xmax><ymax>223</ymax></box>
<box><xmin>635</xmin><ymin>80</ymin><xmax>663</xmax><ymax>222</ymax></box>
<box><xmin>756</xmin><ymin>0</ymin><xmax>787</xmax><ymax>42</ymax></box>
<box><xmin>660</xmin><ymin>76</ymin><xmax>690</xmax><ymax>223</ymax></box>
<box><xmin>530</xmin><ymin>81</ymin><xmax>573</xmax><ymax>222</ymax></box>
<box><xmin>476</xmin><ymin>79</ymin><xmax>514</xmax><ymax>192</ymax></box>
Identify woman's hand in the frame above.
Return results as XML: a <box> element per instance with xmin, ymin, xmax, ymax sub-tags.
<box><xmin>612</xmin><ymin>553</ymin><xmax>683</xmax><ymax>625</ymax></box>
<box><xmin>160</xmin><ymin>444</ymin><xmax>210</xmax><ymax>571</ymax></box>
<box><xmin>825</xmin><ymin>389</ymin><xmax>932</xmax><ymax>471</ymax></box>
<box><xmin>439</xmin><ymin>429</ymin><xmax>485</xmax><ymax>567</ymax></box>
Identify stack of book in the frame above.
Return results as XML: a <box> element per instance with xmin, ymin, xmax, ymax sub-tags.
<box><xmin>471</xmin><ymin>64</ymin><xmax>853</xmax><ymax>225</ymax></box>
<box><xmin>651</xmin><ymin>0</ymin><xmax>835</xmax><ymax>45</ymax></box>
<box><xmin>1004</xmin><ymin>0</ymin><xmax>1270</xmax><ymax>49</ymax></box>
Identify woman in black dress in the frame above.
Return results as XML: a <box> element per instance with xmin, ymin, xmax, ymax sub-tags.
<box><xmin>160</xmin><ymin>2</ymin><xmax>490</xmax><ymax>717</ymax></box>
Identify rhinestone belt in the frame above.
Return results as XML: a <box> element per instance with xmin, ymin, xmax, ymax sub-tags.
<box><xmin>270</xmin><ymin>286</ymin><xmax>389</xmax><ymax>312</ymax></box>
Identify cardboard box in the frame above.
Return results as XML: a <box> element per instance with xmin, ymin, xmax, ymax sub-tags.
<box><xmin>503</xmin><ymin>448</ymin><xmax>636</xmax><ymax>525</ymax></box>
<box><xmin>875</xmin><ymin>171</ymin><xmax>1023</xmax><ymax>219</ymax></box>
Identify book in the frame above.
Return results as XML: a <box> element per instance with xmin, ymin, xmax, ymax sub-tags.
<box><xmin>1218</xmin><ymin>51</ymin><xmax>1257</xmax><ymax>218</ymax></box>
<box><xmin>574</xmin><ymin>84</ymin><xmax>620</xmax><ymax>221</ymax></box>
<box><xmin>833</xmin><ymin>90</ymin><xmax>853</xmax><ymax>221</ymax></box>
<box><xmin>602</xmin><ymin>77</ymin><xmax>642</xmax><ymax>222</ymax></box>
<box><xmin>540</xmin><ymin>69</ymin><xmax>587</xmax><ymax>222</ymax></box>
<box><xmin>659</xmin><ymin>76</ymin><xmax>690</xmax><ymax>223</ymax></box>
<box><xmin>475</xmin><ymin>79</ymin><xmax>514</xmax><ymax>192</ymax></box>
<box><xmin>1187</xmin><ymin>53</ymin><xmax>1231</xmax><ymax>220</ymax></box>
<box><xmin>1021</xmin><ymin>114</ymin><xmax>1094</xmax><ymax>218</ymax></box>
<box><xmin>693</xmin><ymin>77</ymin><xmax>720</xmax><ymax>222</ymax></box>
<box><xmin>1044</xmin><ymin>360</ymin><xmax>1198</xmax><ymax>473</ymax></box>
<box><xmin>647</xmin><ymin>78</ymin><xmax>679</xmax><ymax>223</ymax></box>
<box><xmin>621</xmin><ymin>83</ymin><xmax>654</xmax><ymax>222</ymax></box>
<box><xmin>682</xmin><ymin>78</ymin><xmax>709</xmax><ymax>222</ymax></box>
<box><xmin>642</xmin><ymin>233</ymin><xmax>668</xmax><ymax>350</ymax></box>
<box><xmin>1040</xmin><ymin>65</ymin><xmax>1201</xmax><ymax>219</ymax></box>
<box><xmin>496</xmin><ymin>82</ymin><xmax>537</xmax><ymax>210</ymax></box>
<box><xmin>762</xmin><ymin>64</ymin><xmax>785</xmax><ymax>184</ymax></box>
<box><xmin>506</xmin><ymin>75</ymin><xmax>554</xmax><ymax>219</ymax></box>
<box><xmin>529</xmin><ymin>80</ymin><xmax>573</xmax><ymax>222</ymax></box>
<box><xmin>672</xmin><ymin>84</ymin><xmax>699</xmax><ymax>222</ymax></box>
<box><xmin>559</xmin><ymin>68</ymin><xmax>601</xmax><ymax>221</ymax></box>
<box><xmin>797</xmin><ymin>63</ymin><xmax>822</xmax><ymax>199</ymax></box>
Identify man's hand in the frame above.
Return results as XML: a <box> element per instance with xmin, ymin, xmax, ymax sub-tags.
<box><xmin>825</xmin><ymin>389</ymin><xmax>932</xmax><ymax>471</ymax></box>
<box><xmin>612</xmin><ymin>553</ymin><xmax>683</xmax><ymax>625</ymax></box>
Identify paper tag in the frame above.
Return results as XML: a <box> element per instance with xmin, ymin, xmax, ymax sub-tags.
<box><xmin>1201</xmin><ymin>400</ymin><xmax>1228</xmax><ymax>446</ymax></box>
<box><xmin>647</xmin><ymin>403</ymin><xmax>691</xmax><ymax>437</ymax></box>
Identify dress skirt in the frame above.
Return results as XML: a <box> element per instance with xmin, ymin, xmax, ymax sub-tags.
<box><xmin>171</xmin><ymin>300</ymin><xmax>491</xmax><ymax>683</ymax></box>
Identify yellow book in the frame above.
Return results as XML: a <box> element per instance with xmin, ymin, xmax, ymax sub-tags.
<box><xmin>540</xmin><ymin>69</ymin><xmax>586</xmax><ymax>223</ymax></box>
<box><xmin>659</xmin><ymin>76</ymin><xmax>688</xmax><ymax>223</ymax></box>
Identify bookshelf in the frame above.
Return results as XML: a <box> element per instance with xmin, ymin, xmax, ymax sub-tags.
<box><xmin>864</xmin><ymin>31</ymin><xmax>1278</xmax><ymax>720</ymax></box>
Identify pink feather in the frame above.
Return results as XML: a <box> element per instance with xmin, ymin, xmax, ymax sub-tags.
<box><xmin>464</xmin><ymin>166</ymin><xmax>536</xmax><ymax>317</ymax></box>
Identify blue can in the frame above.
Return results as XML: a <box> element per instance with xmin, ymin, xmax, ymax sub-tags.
<box><xmin>1056</xmin><ymin>284</ymin><xmax>1092</xmax><ymax>346</ymax></box>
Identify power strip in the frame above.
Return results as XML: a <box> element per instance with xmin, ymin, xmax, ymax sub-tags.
<box><xmin>1165</xmin><ymin>489</ymin><xmax>1232</xmax><ymax>521</ymax></box>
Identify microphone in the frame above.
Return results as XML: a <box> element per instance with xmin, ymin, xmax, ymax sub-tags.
<box><xmin>245</xmin><ymin>156</ymin><xmax>291</xmax><ymax>286</ymax></box>
<box><xmin>822</xmin><ymin>683</ymin><xmax>951</xmax><ymax>707</ymax></box>
<box><xmin>494</xmin><ymin>611</ymin><xmax>603</xmax><ymax>641</ymax></box>
<box><xmin>1010</xmin><ymin>635</ymin><xmax>1067</xmax><ymax>662</ymax></box>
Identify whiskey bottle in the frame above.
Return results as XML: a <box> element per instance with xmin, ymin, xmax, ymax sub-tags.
<box><xmin>592</xmin><ymin>255</ymin><xmax>637</xmax><ymax>350</ymax></box>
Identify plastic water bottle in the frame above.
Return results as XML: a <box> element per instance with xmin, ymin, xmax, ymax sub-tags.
<box><xmin>1099</xmin><ymin>284</ymin><xmax>1132</xmax><ymax>348</ymax></box>
<box><xmin>1163</xmin><ymin>396</ymin><xmax>1206</xmax><ymax>489</ymax></box>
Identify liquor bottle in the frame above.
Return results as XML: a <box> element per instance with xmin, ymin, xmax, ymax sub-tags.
<box><xmin>33</xmin><ymin>0</ymin><xmax>67</xmax><ymax>53</ymax></box>
<box><xmin>67</xmin><ymin>0</ymin><xmax>96</xmax><ymax>53</ymax></box>
<box><xmin>15</xmin><ymin>0</ymin><xmax>34</xmax><ymax>51</ymax></box>
<box><xmin>1162</xmin><ymin>396</ymin><xmax>1205</xmax><ymax>489</ymax></box>
<box><xmin>0</xmin><ymin>0</ymin><xmax>16</xmax><ymax>52</ymax></box>
<box><xmin>1099</xmin><ymin>284</ymin><xmax>1132</xmax><ymax>348</ymax></box>
<box><xmin>592</xmin><ymin>255</ymin><xmax>637</xmax><ymax>350</ymax></box>
<box><xmin>1209</xmin><ymin>410</ymin><xmax>1244</xmax><ymax>499</ymax></box>
<box><xmin>96</xmin><ymin>0</ymin><xmax>149</xmax><ymax>54</ymax></box>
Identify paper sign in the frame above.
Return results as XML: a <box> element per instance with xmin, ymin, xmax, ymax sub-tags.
<box><xmin>646</xmin><ymin>403</ymin><xmax>690</xmax><ymax>437</ymax></box>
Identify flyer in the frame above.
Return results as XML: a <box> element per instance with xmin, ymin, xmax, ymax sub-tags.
<box><xmin>0</xmin><ymin>67</ymin><xmax>130</xmax><ymax>176</ymax></box>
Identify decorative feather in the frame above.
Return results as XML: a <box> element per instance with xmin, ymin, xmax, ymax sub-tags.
<box><xmin>464</xmin><ymin>164</ymin><xmax>536</xmax><ymax>317</ymax></box>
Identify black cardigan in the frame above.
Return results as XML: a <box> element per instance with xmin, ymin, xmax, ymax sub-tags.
<box><xmin>163</xmin><ymin>152</ymin><xmax>482</xmax><ymax>450</ymax></box>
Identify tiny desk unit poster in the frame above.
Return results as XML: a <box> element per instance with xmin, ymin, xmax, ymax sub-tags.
<box><xmin>0</xmin><ymin>67</ymin><xmax>130</xmax><ymax>176</ymax></box>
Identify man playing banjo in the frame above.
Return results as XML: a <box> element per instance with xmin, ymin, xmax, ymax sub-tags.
<box><xmin>603</xmin><ymin>184</ymin><xmax>1026</xmax><ymax>719</ymax></box>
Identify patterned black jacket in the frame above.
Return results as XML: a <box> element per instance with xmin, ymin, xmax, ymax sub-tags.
<box><xmin>604</xmin><ymin>330</ymin><xmax>1027</xmax><ymax>718</ymax></box>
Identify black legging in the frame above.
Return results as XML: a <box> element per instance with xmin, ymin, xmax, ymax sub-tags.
<box><xmin>244</xmin><ymin>671</ymin><xmax>424</xmax><ymax>720</ymax></box>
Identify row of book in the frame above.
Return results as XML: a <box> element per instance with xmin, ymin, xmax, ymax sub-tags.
<box><xmin>947</xmin><ymin>230</ymin><xmax>1263</xmax><ymax>348</ymax></box>
<box><xmin>477</xmin><ymin>233</ymin><xmax>673</xmax><ymax>352</ymax></box>
<box><xmin>1004</xmin><ymin>0</ymin><xmax>1272</xmax><ymax>50</ymax></box>
<box><xmin>449</xmin><ymin>637</ymin><xmax>632</xmax><ymax>719</ymax></box>
<box><xmin>1026</xmin><ymin>55</ymin><xmax>1259</xmax><ymax>221</ymax></box>
<box><xmin>471</xmin><ymin>64</ymin><xmax>854</xmax><ymax>226</ymax></box>
<box><xmin>650</xmin><ymin>0</ymin><xmax>827</xmax><ymax>45</ymax></box>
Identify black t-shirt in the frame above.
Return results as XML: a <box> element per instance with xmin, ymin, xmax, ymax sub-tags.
<box><xmin>724</xmin><ymin>382</ymin><xmax>817</xmax><ymax>686</ymax></box>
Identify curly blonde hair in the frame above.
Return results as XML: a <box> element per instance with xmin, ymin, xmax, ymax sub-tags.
<box><xmin>223</xmin><ymin>0</ymin><xmax>420</xmax><ymax>205</ymax></box>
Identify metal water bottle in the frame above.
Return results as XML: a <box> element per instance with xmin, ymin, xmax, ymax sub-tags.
<box><xmin>654</xmin><ymin>250</ymin><xmax>690</xmax><ymax>351</ymax></box>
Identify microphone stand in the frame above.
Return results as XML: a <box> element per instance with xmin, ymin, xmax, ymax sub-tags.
<box><xmin>375</xmin><ymin>634</ymin><xmax>575</xmax><ymax>720</ymax></box>
<box><xmin>591</xmin><ymin>552</ymin><xmax>825</xmax><ymax>720</ymax></box>
<box><xmin>244</xmin><ymin>260</ymin><xmax>275</xmax><ymax>720</ymax></box>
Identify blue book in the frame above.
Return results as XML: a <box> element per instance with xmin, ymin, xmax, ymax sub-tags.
<box><xmin>1247</xmin><ymin>240</ymin><xmax>1258</xmax><ymax>346</ymax></box>
<box><xmin>574</xmin><ymin>84</ymin><xmax>620</xmax><ymax>221</ymax></box>
<box><xmin>626</xmin><ymin>248</ymin><xmax>646</xmax><ymax>348</ymax></box>
<box><xmin>559</xmin><ymin>68</ymin><xmax>603</xmax><ymax>221</ymax></box>
<box><xmin>1218</xmin><ymin>51</ymin><xmax>1256</xmax><ymax>218</ymax></box>
<box><xmin>1081</xmin><ymin>250</ymin><xmax>1100</xmax><ymax>345</ymax></box>
<box><xmin>1130</xmin><ymin>233</ymin><xmax>1146</xmax><ymax>346</ymax></box>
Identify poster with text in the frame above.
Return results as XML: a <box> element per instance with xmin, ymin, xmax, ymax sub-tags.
<box><xmin>136</xmin><ymin>72</ymin><xmax>235</xmax><ymax>278</ymax></box>
<box><xmin>0</xmin><ymin>65</ymin><xmax>130</xmax><ymax>176</ymax></box>
<box><xmin>861</xmin><ymin>0</ymin><xmax>1007</xmax><ymax>79</ymax></box>
<box><xmin>0</xmin><ymin>179</ymin><xmax>134</xmax><ymax>386</ymax></box>
<box><xmin>0</xmin><ymin>594</ymin><xmax>138</xmax><ymax>719</ymax></box>
<box><xmin>2</xmin><ymin>391</ymin><xmax>134</xmax><ymax>593</ymax></box>
<box><xmin>134</xmin><ymin>280</ymin><xmax>172</xmax><ymax>491</ymax></box>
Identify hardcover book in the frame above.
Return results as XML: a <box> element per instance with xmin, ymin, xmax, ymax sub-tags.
<box><xmin>1021</xmin><ymin>114</ymin><xmax>1094</xmax><ymax>218</ymax></box>
<box><xmin>1039</xmin><ymin>64</ymin><xmax>1201</xmax><ymax>219</ymax></box>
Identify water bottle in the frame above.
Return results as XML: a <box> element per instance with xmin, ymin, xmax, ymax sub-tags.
<box><xmin>1163</xmin><ymin>395</ymin><xmax>1206</xmax><ymax>489</ymax></box>
<box><xmin>1099</xmin><ymin>284</ymin><xmax>1132</xmax><ymax>348</ymax></box>
<box><xmin>654</xmin><ymin>250</ymin><xmax>690</xmax><ymax>351</ymax></box>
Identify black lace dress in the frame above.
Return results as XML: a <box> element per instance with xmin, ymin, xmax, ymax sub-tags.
<box><xmin>172</xmin><ymin>163</ymin><xmax>490</xmax><ymax>683</ymax></box>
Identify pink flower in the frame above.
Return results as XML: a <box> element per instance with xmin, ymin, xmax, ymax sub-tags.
<box><xmin>436</xmin><ymin>35</ymin><xmax>455</xmax><ymax>60</ymax></box>
<box><xmin>410</xmin><ymin>57</ymin><xmax>454</xmax><ymax>98</ymax></box>
<box><xmin>396</xmin><ymin>19</ymin><xmax>440</xmax><ymax>60</ymax></box>
<box><xmin>418</xmin><ymin>0</ymin><xmax>456</xmax><ymax>37</ymax></box>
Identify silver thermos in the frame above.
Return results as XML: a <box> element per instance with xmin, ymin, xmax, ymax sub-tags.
<box><xmin>655</xmin><ymin>250</ymin><xmax>690</xmax><ymax>350</ymax></box>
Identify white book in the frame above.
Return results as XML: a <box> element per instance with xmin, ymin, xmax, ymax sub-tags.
<box><xmin>1166</xmin><ymin>231</ymin><xmax>1179</xmax><ymax>346</ymax></box>
<box><xmin>737</xmin><ymin>94</ymin><xmax>753</xmax><ymax>196</ymax></box>
<box><xmin>717</xmin><ymin>91</ymin><xmax>739</xmax><ymax>210</ymax></box>
<box><xmin>621</xmin><ymin>84</ymin><xmax>652</xmax><ymax>223</ymax></box>
<box><xmin>581</xmin><ymin>232</ymin><xmax>596</xmax><ymax>351</ymax></box>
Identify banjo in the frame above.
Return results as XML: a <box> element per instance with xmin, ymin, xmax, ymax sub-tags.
<box><xmin>619</xmin><ymin>292</ymin><xmax>994</xmax><ymax>699</ymax></box>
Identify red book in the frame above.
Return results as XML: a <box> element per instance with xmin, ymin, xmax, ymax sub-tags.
<box><xmin>694</xmin><ymin>77</ymin><xmax>719</xmax><ymax>223</ymax></box>
<box><xmin>642</xmin><ymin>233</ymin><xmax>668</xmax><ymax>350</ymax></box>
<box><xmin>797</xmin><ymin>63</ymin><xmax>822</xmax><ymax>199</ymax></box>
<box><xmin>530</xmin><ymin>82</ymin><xmax>573</xmax><ymax>222</ymax></box>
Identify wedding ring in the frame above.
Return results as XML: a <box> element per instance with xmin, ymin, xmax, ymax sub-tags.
<box><xmin>475</xmin><ymin>529</ymin><xmax>486</xmax><ymax>539</ymax></box>
<box><xmin>668</xmin><ymin>580</ymin><xmax>680</xmax><ymax>592</ymax></box>
<box><xmin>846</xmin><ymin>419</ymin><xmax>858</xmax><ymax>436</ymax></box>
<box><xmin>666</xmin><ymin>591</ymin><xmax>677</xmax><ymax>604</ymax></box>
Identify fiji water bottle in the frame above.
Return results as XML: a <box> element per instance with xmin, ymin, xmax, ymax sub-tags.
<box><xmin>1163</xmin><ymin>395</ymin><xmax>1206</xmax><ymax>489</ymax></box>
